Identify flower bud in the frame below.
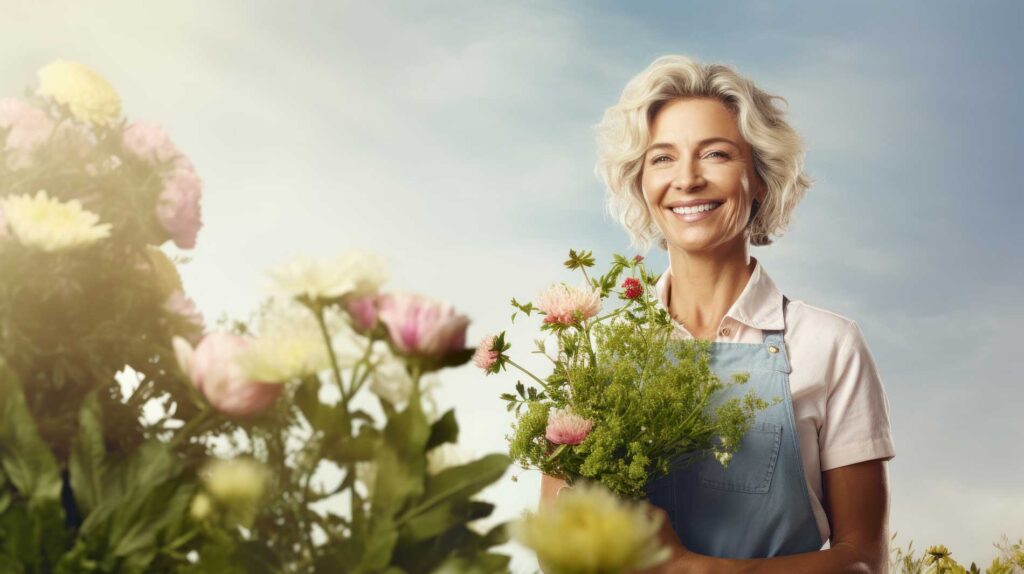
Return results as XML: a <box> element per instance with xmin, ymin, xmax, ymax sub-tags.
<box><xmin>172</xmin><ymin>332</ymin><xmax>283</xmax><ymax>417</ymax></box>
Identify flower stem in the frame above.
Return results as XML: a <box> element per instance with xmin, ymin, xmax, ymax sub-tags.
<box><xmin>314</xmin><ymin>307</ymin><xmax>348</xmax><ymax>404</ymax></box>
<box><xmin>505</xmin><ymin>358</ymin><xmax>550</xmax><ymax>391</ymax></box>
<box><xmin>170</xmin><ymin>409</ymin><xmax>215</xmax><ymax>448</ymax></box>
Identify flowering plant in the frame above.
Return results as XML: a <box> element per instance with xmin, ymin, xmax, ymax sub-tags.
<box><xmin>0</xmin><ymin>61</ymin><xmax>510</xmax><ymax>573</ymax></box>
<box><xmin>478</xmin><ymin>249</ymin><xmax>777</xmax><ymax>499</ymax></box>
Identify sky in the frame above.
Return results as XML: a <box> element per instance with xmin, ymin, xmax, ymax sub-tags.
<box><xmin>2</xmin><ymin>0</ymin><xmax>1022</xmax><ymax>571</ymax></box>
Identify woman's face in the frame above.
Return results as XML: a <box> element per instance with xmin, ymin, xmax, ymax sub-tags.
<box><xmin>640</xmin><ymin>97</ymin><xmax>765</xmax><ymax>256</ymax></box>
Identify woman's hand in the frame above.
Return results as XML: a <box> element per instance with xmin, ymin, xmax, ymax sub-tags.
<box><xmin>628</xmin><ymin>506</ymin><xmax>701</xmax><ymax>574</ymax></box>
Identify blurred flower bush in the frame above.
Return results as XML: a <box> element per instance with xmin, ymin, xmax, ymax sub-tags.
<box><xmin>0</xmin><ymin>60</ymin><xmax>510</xmax><ymax>573</ymax></box>
<box><xmin>889</xmin><ymin>534</ymin><xmax>1024</xmax><ymax>574</ymax></box>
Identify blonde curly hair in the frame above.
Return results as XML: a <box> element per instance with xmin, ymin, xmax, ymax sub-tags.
<box><xmin>595</xmin><ymin>55</ymin><xmax>813</xmax><ymax>251</ymax></box>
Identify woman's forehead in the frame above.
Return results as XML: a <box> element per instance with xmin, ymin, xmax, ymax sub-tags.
<box><xmin>651</xmin><ymin>98</ymin><xmax>743</xmax><ymax>142</ymax></box>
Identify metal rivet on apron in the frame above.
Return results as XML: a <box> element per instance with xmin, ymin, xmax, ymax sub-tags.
<box><xmin>768</xmin><ymin>345</ymin><xmax>779</xmax><ymax>353</ymax></box>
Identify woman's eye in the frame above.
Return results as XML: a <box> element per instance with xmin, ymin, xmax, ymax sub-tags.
<box><xmin>706</xmin><ymin>150</ymin><xmax>729</xmax><ymax>159</ymax></box>
<box><xmin>651</xmin><ymin>155</ymin><xmax>671</xmax><ymax>164</ymax></box>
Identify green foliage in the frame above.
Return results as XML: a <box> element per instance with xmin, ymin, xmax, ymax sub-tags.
<box><xmin>502</xmin><ymin>250</ymin><xmax>771</xmax><ymax>499</ymax></box>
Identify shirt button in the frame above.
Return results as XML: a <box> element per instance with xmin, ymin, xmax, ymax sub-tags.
<box><xmin>768</xmin><ymin>345</ymin><xmax>779</xmax><ymax>353</ymax></box>
<box><xmin>719</xmin><ymin>327</ymin><xmax>731</xmax><ymax>337</ymax></box>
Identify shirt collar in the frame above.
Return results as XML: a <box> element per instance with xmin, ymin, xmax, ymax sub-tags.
<box><xmin>653</xmin><ymin>256</ymin><xmax>786</xmax><ymax>331</ymax></box>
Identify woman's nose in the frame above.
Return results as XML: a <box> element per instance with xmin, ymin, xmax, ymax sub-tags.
<box><xmin>670</xmin><ymin>158</ymin><xmax>706</xmax><ymax>192</ymax></box>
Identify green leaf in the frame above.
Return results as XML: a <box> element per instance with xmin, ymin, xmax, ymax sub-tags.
<box><xmin>69</xmin><ymin>391</ymin><xmax>106</xmax><ymax>516</ymax></box>
<box><xmin>402</xmin><ymin>500</ymin><xmax>495</xmax><ymax>542</ymax></box>
<box><xmin>399</xmin><ymin>454</ymin><xmax>510</xmax><ymax>524</ymax></box>
<box><xmin>328</xmin><ymin>427</ymin><xmax>379</xmax><ymax>463</ymax></box>
<box><xmin>0</xmin><ymin>361</ymin><xmax>62</xmax><ymax>506</ymax></box>
<box><xmin>355</xmin><ymin>515</ymin><xmax>399</xmax><ymax>573</ymax></box>
<box><xmin>426</xmin><ymin>409</ymin><xmax>459</xmax><ymax>450</ymax></box>
<box><xmin>294</xmin><ymin>375</ymin><xmax>325</xmax><ymax>429</ymax></box>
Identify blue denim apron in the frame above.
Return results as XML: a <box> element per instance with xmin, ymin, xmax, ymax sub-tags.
<box><xmin>645</xmin><ymin>296</ymin><xmax>824</xmax><ymax>558</ymax></box>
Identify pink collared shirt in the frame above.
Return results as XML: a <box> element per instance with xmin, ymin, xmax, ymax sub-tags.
<box><xmin>654</xmin><ymin>256</ymin><xmax>896</xmax><ymax>544</ymax></box>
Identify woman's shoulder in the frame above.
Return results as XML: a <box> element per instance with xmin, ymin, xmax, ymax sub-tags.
<box><xmin>784</xmin><ymin>298</ymin><xmax>860</xmax><ymax>348</ymax></box>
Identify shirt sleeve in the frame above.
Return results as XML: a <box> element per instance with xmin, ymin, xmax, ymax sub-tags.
<box><xmin>818</xmin><ymin>320</ymin><xmax>896</xmax><ymax>471</ymax></box>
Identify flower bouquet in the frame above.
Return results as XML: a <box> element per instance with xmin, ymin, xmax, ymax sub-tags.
<box><xmin>478</xmin><ymin>249</ymin><xmax>779</xmax><ymax>499</ymax></box>
<box><xmin>0</xmin><ymin>60</ymin><xmax>511</xmax><ymax>573</ymax></box>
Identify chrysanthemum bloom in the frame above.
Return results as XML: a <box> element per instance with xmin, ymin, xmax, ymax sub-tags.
<box><xmin>267</xmin><ymin>250</ymin><xmax>389</xmax><ymax>304</ymax></box>
<box><xmin>0</xmin><ymin>98</ymin><xmax>55</xmax><ymax>170</ymax></box>
<box><xmin>621</xmin><ymin>277</ymin><xmax>643</xmax><ymax>299</ymax></box>
<box><xmin>472</xmin><ymin>334</ymin><xmax>500</xmax><ymax>372</ymax></box>
<box><xmin>376</xmin><ymin>292</ymin><xmax>470</xmax><ymax>360</ymax></box>
<box><xmin>536</xmin><ymin>283</ymin><xmax>601</xmax><ymax>326</ymax></box>
<box><xmin>923</xmin><ymin>544</ymin><xmax>963</xmax><ymax>570</ymax></box>
<box><xmin>0</xmin><ymin>190</ymin><xmax>111</xmax><ymax>252</ymax></box>
<box><xmin>234</xmin><ymin>298</ymin><xmax>360</xmax><ymax>383</ymax></box>
<box><xmin>121</xmin><ymin>122</ymin><xmax>203</xmax><ymax>249</ymax></box>
<box><xmin>346</xmin><ymin>294</ymin><xmax>379</xmax><ymax>335</ymax></box>
<box><xmin>36</xmin><ymin>60</ymin><xmax>121</xmax><ymax>126</ymax></box>
<box><xmin>155</xmin><ymin>159</ymin><xmax>202</xmax><ymax>249</ymax></box>
<box><xmin>172</xmin><ymin>332</ymin><xmax>284</xmax><ymax>417</ymax></box>
<box><xmin>510</xmin><ymin>481</ymin><xmax>671</xmax><ymax>574</ymax></box>
<box><xmin>122</xmin><ymin>121</ymin><xmax>180</xmax><ymax>163</ymax></box>
<box><xmin>545</xmin><ymin>408</ymin><xmax>594</xmax><ymax>445</ymax></box>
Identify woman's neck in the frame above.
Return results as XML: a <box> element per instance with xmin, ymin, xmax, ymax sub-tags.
<box><xmin>666</xmin><ymin>244</ymin><xmax>756</xmax><ymax>338</ymax></box>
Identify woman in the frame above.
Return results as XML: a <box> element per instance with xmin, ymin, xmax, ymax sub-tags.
<box><xmin>540</xmin><ymin>55</ymin><xmax>896</xmax><ymax>572</ymax></box>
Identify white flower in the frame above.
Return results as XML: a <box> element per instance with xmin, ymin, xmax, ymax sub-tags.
<box><xmin>714</xmin><ymin>451</ymin><xmax>733</xmax><ymax>467</ymax></box>
<box><xmin>426</xmin><ymin>442</ymin><xmax>473</xmax><ymax>476</ymax></box>
<box><xmin>266</xmin><ymin>250</ymin><xmax>389</xmax><ymax>303</ymax></box>
<box><xmin>237</xmin><ymin>298</ymin><xmax>363</xmax><ymax>382</ymax></box>
<box><xmin>0</xmin><ymin>190</ymin><xmax>111</xmax><ymax>252</ymax></box>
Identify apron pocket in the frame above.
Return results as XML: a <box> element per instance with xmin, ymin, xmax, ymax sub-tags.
<box><xmin>698</xmin><ymin>421</ymin><xmax>783</xmax><ymax>494</ymax></box>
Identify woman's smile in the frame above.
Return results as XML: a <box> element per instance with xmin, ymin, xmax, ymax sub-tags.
<box><xmin>667</xmin><ymin>200</ymin><xmax>724</xmax><ymax>223</ymax></box>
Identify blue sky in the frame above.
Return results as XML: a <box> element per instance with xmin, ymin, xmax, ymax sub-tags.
<box><xmin>2</xmin><ymin>0</ymin><xmax>1021</xmax><ymax>570</ymax></box>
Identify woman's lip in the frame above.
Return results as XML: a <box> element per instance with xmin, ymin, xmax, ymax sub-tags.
<box><xmin>667</xmin><ymin>202</ymin><xmax>723</xmax><ymax>223</ymax></box>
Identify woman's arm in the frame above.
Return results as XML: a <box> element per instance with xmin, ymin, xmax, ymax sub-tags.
<box><xmin>661</xmin><ymin>459</ymin><xmax>891</xmax><ymax>573</ymax></box>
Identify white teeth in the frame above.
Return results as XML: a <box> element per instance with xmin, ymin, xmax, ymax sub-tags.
<box><xmin>671</xmin><ymin>202</ymin><xmax>721</xmax><ymax>215</ymax></box>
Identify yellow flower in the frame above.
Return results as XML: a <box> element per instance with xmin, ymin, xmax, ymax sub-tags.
<box><xmin>37</xmin><ymin>60</ymin><xmax>121</xmax><ymax>126</ymax></box>
<box><xmin>0</xmin><ymin>190</ymin><xmax>111</xmax><ymax>252</ymax></box>
<box><xmin>510</xmin><ymin>481</ymin><xmax>671</xmax><ymax>574</ymax></box>
<box><xmin>236</xmin><ymin>298</ymin><xmax>360</xmax><ymax>382</ymax></box>
<box><xmin>202</xmin><ymin>457</ymin><xmax>269</xmax><ymax>505</ymax></box>
<box><xmin>189</xmin><ymin>493</ymin><xmax>212</xmax><ymax>521</ymax></box>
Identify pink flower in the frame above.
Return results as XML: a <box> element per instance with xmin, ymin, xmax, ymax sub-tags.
<box><xmin>172</xmin><ymin>332</ymin><xmax>283</xmax><ymax>417</ymax></box>
<box><xmin>121</xmin><ymin>121</ymin><xmax>203</xmax><ymax>249</ymax></box>
<box><xmin>545</xmin><ymin>408</ymin><xmax>594</xmax><ymax>445</ymax></box>
<box><xmin>472</xmin><ymin>334</ymin><xmax>499</xmax><ymax>372</ymax></box>
<box><xmin>376</xmin><ymin>292</ymin><xmax>469</xmax><ymax>359</ymax></box>
<box><xmin>0</xmin><ymin>98</ymin><xmax>55</xmax><ymax>170</ymax></box>
<box><xmin>156</xmin><ymin>159</ymin><xmax>202</xmax><ymax>249</ymax></box>
<box><xmin>346</xmin><ymin>294</ymin><xmax>379</xmax><ymax>334</ymax></box>
<box><xmin>164</xmin><ymin>290</ymin><xmax>205</xmax><ymax>344</ymax></box>
<box><xmin>621</xmin><ymin>277</ymin><xmax>643</xmax><ymax>300</ymax></box>
<box><xmin>536</xmin><ymin>283</ymin><xmax>602</xmax><ymax>326</ymax></box>
<box><xmin>122</xmin><ymin>121</ymin><xmax>179</xmax><ymax>163</ymax></box>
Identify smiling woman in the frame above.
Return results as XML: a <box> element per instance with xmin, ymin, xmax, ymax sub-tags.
<box><xmin>537</xmin><ymin>55</ymin><xmax>897</xmax><ymax>573</ymax></box>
